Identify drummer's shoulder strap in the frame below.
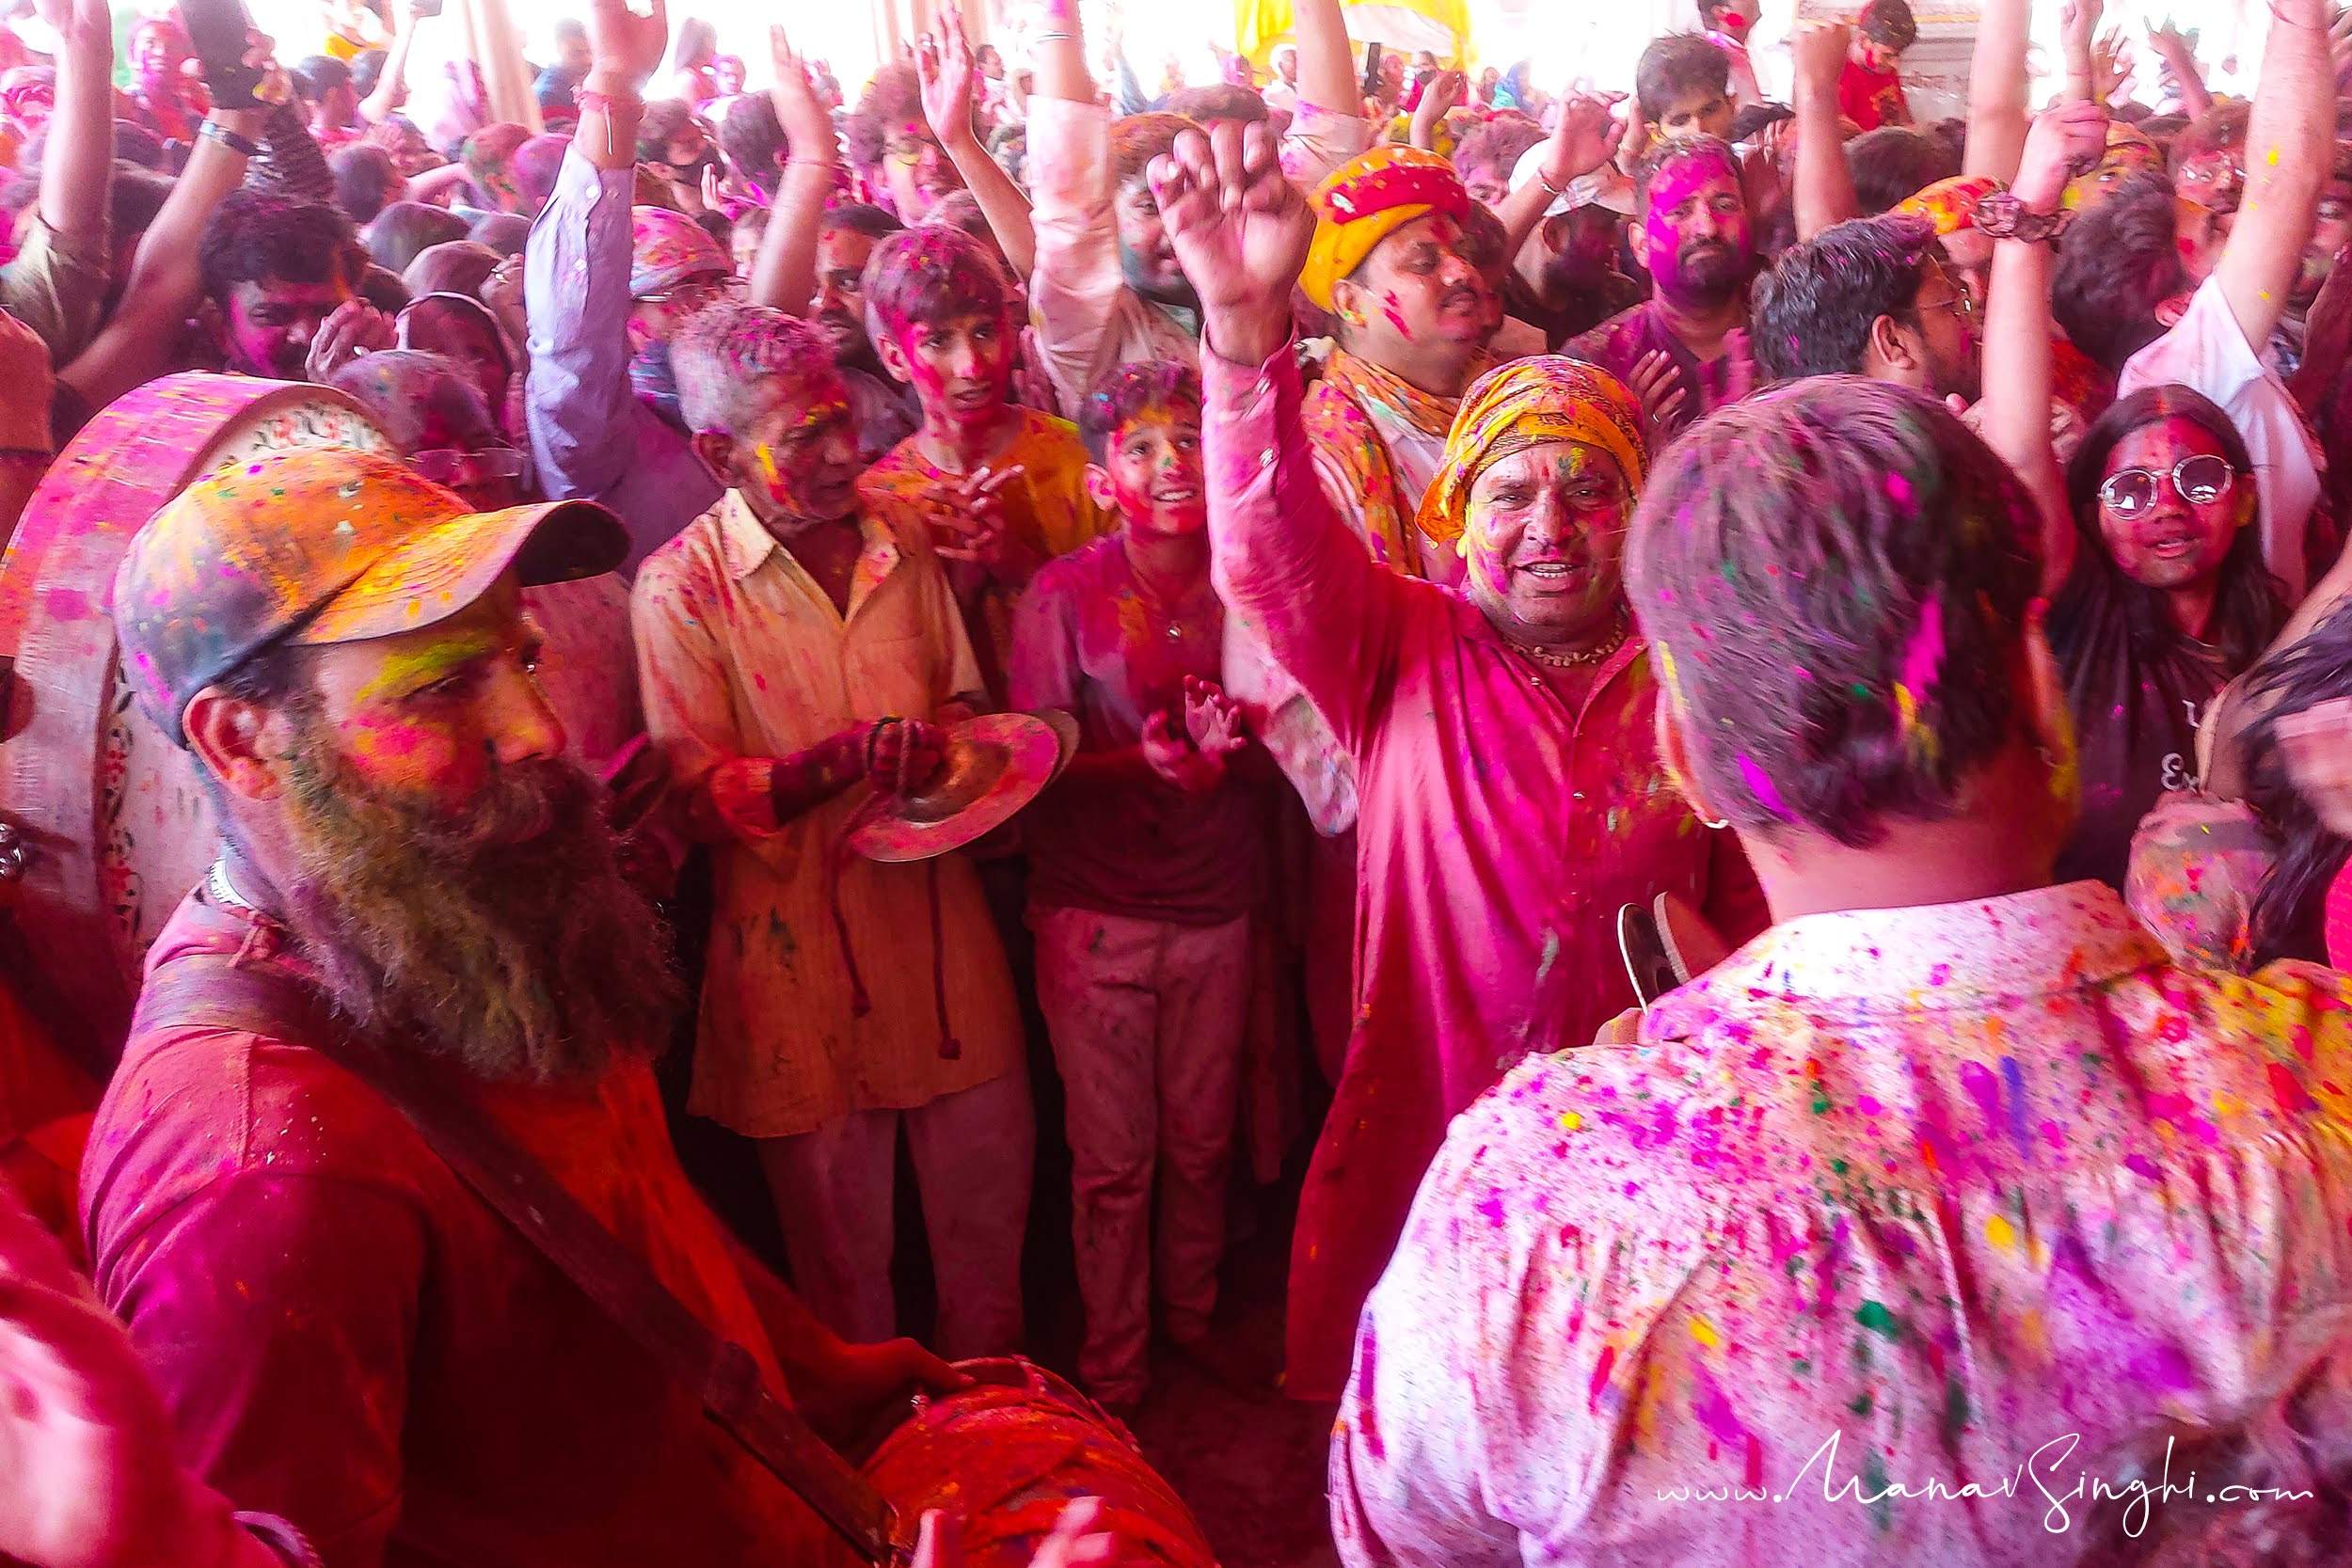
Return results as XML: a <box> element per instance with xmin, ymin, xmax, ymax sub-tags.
<box><xmin>131</xmin><ymin>955</ymin><xmax>909</xmax><ymax>1566</ymax></box>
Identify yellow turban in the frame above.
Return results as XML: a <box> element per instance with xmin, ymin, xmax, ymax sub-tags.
<box><xmin>1417</xmin><ymin>356</ymin><xmax>1650</xmax><ymax>546</ymax></box>
<box><xmin>1894</xmin><ymin>174</ymin><xmax>2001</xmax><ymax>236</ymax></box>
<box><xmin>1300</xmin><ymin>145</ymin><xmax>1472</xmax><ymax>311</ymax></box>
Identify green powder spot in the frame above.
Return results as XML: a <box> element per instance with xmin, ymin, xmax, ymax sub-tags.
<box><xmin>1944</xmin><ymin>1377</ymin><xmax>1970</xmax><ymax>1439</ymax></box>
<box><xmin>1864</xmin><ymin>1450</ymin><xmax>1894</xmax><ymax>1531</ymax></box>
<box><xmin>1851</xmin><ymin>1391</ymin><xmax>1873</xmax><ymax>1417</ymax></box>
<box><xmin>1854</xmin><ymin>1300</ymin><xmax>1901</xmax><ymax>1340</ymax></box>
<box><xmin>1811</xmin><ymin>1086</ymin><xmax>1832</xmax><ymax>1115</ymax></box>
<box><xmin>1831</xmin><ymin>1158</ymin><xmax>1849</xmax><ymax>1175</ymax></box>
<box><xmin>1792</xmin><ymin>1358</ymin><xmax>1812</xmax><ymax>1376</ymax></box>
<box><xmin>1851</xmin><ymin>682</ymin><xmax>1871</xmax><ymax>699</ymax></box>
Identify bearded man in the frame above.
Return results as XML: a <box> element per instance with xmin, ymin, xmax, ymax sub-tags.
<box><xmin>1152</xmin><ymin>121</ymin><xmax>1767</xmax><ymax>1402</ymax></box>
<box><xmin>86</xmin><ymin>449</ymin><xmax>959</xmax><ymax>1565</ymax></box>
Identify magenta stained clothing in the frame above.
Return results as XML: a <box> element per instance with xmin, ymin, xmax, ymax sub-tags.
<box><xmin>1332</xmin><ymin>882</ymin><xmax>2352</xmax><ymax>1565</ymax></box>
<box><xmin>1009</xmin><ymin>530</ymin><xmax>1265</xmax><ymax>926</ymax></box>
<box><xmin>1202</xmin><ymin>340</ymin><xmax>1767</xmax><ymax>1401</ymax></box>
<box><xmin>1565</xmin><ymin>300</ymin><xmax>1740</xmax><ymax>444</ymax></box>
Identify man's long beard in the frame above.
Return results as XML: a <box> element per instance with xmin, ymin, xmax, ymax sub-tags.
<box><xmin>271</xmin><ymin>718</ymin><xmax>678</xmax><ymax>1085</ymax></box>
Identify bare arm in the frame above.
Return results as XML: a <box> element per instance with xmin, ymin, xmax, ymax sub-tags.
<box><xmin>1962</xmin><ymin>0</ymin><xmax>2030</xmax><ymax>182</ymax></box>
<box><xmin>1982</xmin><ymin>103</ymin><xmax>2111</xmax><ymax>597</ymax></box>
<box><xmin>1290</xmin><ymin>0</ymin><xmax>1360</xmax><ymax>119</ymax></box>
<box><xmin>2058</xmin><ymin>0</ymin><xmax>2100</xmax><ymax>105</ymax></box>
<box><xmin>357</xmin><ymin>0</ymin><xmax>419</xmax><ymax>124</ymax></box>
<box><xmin>1496</xmin><ymin>92</ymin><xmax>1625</xmax><ymax>261</ymax></box>
<box><xmin>1033</xmin><ymin>0</ymin><xmax>1090</xmax><ymax>104</ymax></box>
<box><xmin>920</xmin><ymin>9</ymin><xmax>1035</xmax><ymax>280</ymax></box>
<box><xmin>1791</xmin><ymin>22</ymin><xmax>1861</xmax><ymax>241</ymax></box>
<box><xmin>1408</xmin><ymin>68</ymin><xmax>1463</xmax><ymax>151</ymax></box>
<box><xmin>2147</xmin><ymin>22</ymin><xmax>2215</xmax><ymax>118</ymax></box>
<box><xmin>748</xmin><ymin>24</ymin><xmax>835</xmax><ymax>315</ymax></box>
<box><xmin>38</xmin><ymin>0</ymin><xmax>110</xmax><ymax>247</ymax></box>
<box><xmin>2217</xmin><ymin>0</ymin><xmax>2332</xmax><ymax>352</ymax></box>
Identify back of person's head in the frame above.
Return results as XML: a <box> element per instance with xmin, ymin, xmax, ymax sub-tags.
<box><xmin>330</xmin><ymin>142</ymin><xmax>404</xmax><ymax>225</ymax></box>
<box><xmin>1628</xmin><ymin>376</ymin><xmax>2039</xmax><ymax>847</ymax></box>
<box><xmin>636</xmin><ymin>99</ymin><xmax>697</xmax><ymax>163</ymax></box>
<box><xmin>554</xmin><ymin>17</ymin><xmax>586</xmax><ymax>44</ymax></box>
<box><xmin>1635</xmin><ymin>132</ymin><xmax>1741</xmax><ymax>206</ymax></box>
<box><xmin>511</xmin><ymin>133</ymin><xmax>570</xmax><ymax>214</ymax></box>
<box><xmin>819</xmin><ymin>201</ymin><xmax>904</xmax><ymax>244</ymax></box>
<box><xmin>290</xmin><ymin>54</ymin><xmax>352</xmax><ymax>106</ymax></box>
<box><xmin>923</xmin><ymin>187</ymin><xmax>992</xmax><ymax>241</ymax></box>
<box><xmin>2051</xmin><ymin>171</ymin><xmax>2185</xmax><ymax>373</ymax></box>
<box><xmin>1752</xmin><ymin>213</ymin><xmax>1937</xmax><ymax>380</ymax></box>
<box><xmin>1161</xmin><ymin>84</ymin><xmax>1266</xmax><ymax>126</ymax></box>
<box><xmin>403</xmin><ymin>239</ymin><xmax>500</xmax><ymax>299</ymax></box>
<box><xmin>720</xmin><ymin>90</ymin><xmax>785</xmax><ymax>192</ymax></box>
<box><xmin>1858</xmin><ymin>0</ymin><xmax>1919</xmax><ymax>52</ymax></box>
<box><xmin>2063</xmin><ymin>384</ymin><xmax>2280</xmax><ymax>672</ymax></box>
<box><xmin>469</xmin><ymin>211</ymin><xmax>529</xmax><ymax>256</ymax></box>
<box><xmin>1111</xmin><ymin>111</ymin><xmax>1193</xmax><ymax>195</ymax></box>
<box><xmin>1847</xmin><ymin>126</ymin><xmax>1960</xmax><ymax>214</ymax></box>
<box><xmin>111</xmin><ymin>119</ymin><xmax>165</xmax><ymax>169</ymax></box>
<box><xmin>364</xmin><ymin>200</ymin><xmax>470</xmax><ymax>274</ymax></box>
<box><xmin>863</xmin><ymin>224</ymin><xmax>1011</xmax><ymax>341</ymax></box>
<box><xmin>1635</xmin><ymin>33</ymin><xmax>1732</xmax><ymax>126</ymax></box>
<box><xmin>1078</xmin><ymin>358</ymin><xmax>1203</xmax><ymax>464</ymax></box>
<box><xmin>199</xmin><ymin>189</ymin><xmax>353</xmax><ymax>309</ymax></box>
<box><xmin>109</xmin><ymin>161</ymin><xmax>174</xmax><ymax>247</ymax></box>
<box><xmin>844</xmin><ymin>62</ymin><xmax>924</xmax><ymax>167</ymax></box>
<box><xmin>2170</xmin><ymin>99</ymin><xmax>2251</xmax><ymax>177</ymax></box>
<box><xmin>351</xmin><ymin>47</ymin><xmax>388</xmax><ymax>99</ymax></box>
<box><xmin>672</xmin><ymin>301</ymin><xmax>839</xmax><ymax>436</ymax></box>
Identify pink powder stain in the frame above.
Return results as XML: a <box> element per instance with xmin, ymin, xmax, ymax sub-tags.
<box><xmin>1588</xmin><ymin>1343</ymin><xmax>1618</xmax><ymax>1413</ymax></box>
<box><xmin>1380</xmin><ymin>290</ymin><xmax>1410</xmax><ymax>339</ymax></box>
<box><xmin>2038</xmin><ymin>1118</ymin><xmax>2068</xmax><ymax>1151</ymax></box>
<box><xmin>1898</xmin><ymin>595</ymin><xmax>1944</xmax><ymax>699</ymax></box>
<box><xmin>41</xmin><ymin>586</ymin><xmax>90</xmax><ymax>620</ymax></box>
<box><xmin>1958</xmin><ymin>1061</ymin><xmax>2003</xmax><ymax>1140</ymax></box>
<box><xmin>1689</xmin><ymin>1366</ymin><xmax>1760</xmax><ymax>1487</ymax></box>
<box><xmin>1737</xmin><ymin>754</ymin><xmax>1791</xmax><ymax>818</ymax></box>
<box><xmin>2266</xmin><ymin>1060</ymin><xmax>2316</xmax><ymax>1117</ymax></box>
<box><xmin>1854</xmin><ymin>1094</ymin><xmax>1885</xmax><ymax>1117</ymax></box>
<box><xmin>2123</xmin><ymin>1151</ymin><xmax>2162</xmax><ymax>1181</ymax></box>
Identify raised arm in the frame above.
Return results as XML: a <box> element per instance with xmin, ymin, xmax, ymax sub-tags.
<box><xmin>1496</xmin><ymin>92</ymin><xmax>1625</xmax><ymax>261</ymax></box>
<box><xmin>920</xmin><ymin>9</ymin><xmax>1035</xmax><ymax>280</ymax></box>
<box><xmin>1961</xmin><ymin>0</ymin><xmax>2030</xmax><ymax>181</ymax></box>
<box><xmin>36</xmin><ymin>0</ymin><xmax>110</xmax><ymax>270</ymax></box>
<box><xmin>2216</xmin><ymin>0</ymin><xmax>2334</xmax><ymax>352</ymax></box>
<box><xmin>1980</xmin><ymin>103</ymin><xmax>2110</xmax><ymax>597</ymax></box>
<box><xmin>1791</xmin><ymin>21</ymin><xmax>1862</xmax><ymax>241</ymax></box>
<box><xmin>2146</xmin><ymin>20</ymin><xmax>2215</xmax><ymax>119</ymax></box>
<box><xmin>2058</xmin><ymin>0</ymin><xmax>2101</xmax><ymax>105</ymax></box>
<box><xmin>357</xmin><ymin>0</ymin><xmax>420</xmax><ymax>124</ymax></box>
<box><xmin>524</xmin><ymin>0</ymin><xmax>661</xmax><ymax>504</ymax></box>
<box><xmin>1290</xmin><ymin>0</ymin><xmax>1361</xmax><ymax>122</ymax></box>
<box><xmin>1033</xmin><ymin>0</ymin><xmax>1090</xmax><ymax>105</ymax></box>
<box><xmin>1158</xmin><ymin>121</ymin><xmax>1400</xmax><ymax>750</ymax></box>
<box><xmin>748</xmin><ymin>24</ymin><xmax>837</xmax><ymax>315</ymax></box>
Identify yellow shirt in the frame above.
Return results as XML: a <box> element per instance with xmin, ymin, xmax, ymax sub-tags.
<box><xmin>630</xmin><ymin>494</ymin><xmax>1021</xmax><ymax>1139</ymax></box>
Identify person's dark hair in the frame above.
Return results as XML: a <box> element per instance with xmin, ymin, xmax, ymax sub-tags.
<box><xmin>1858</xmin><ymin>0</ymin><xmax>1918</xmax><ymax>52</ymax></box>
<box><xmin>469</xmin><ymin>211</ymin><xmax>530</xmax><ymax>256</ymax></box>
<box><xmin>2137</xmin><ymin>111</ymin><xmax>2189</xmax><ymax>149</ymax></box>
<box><xmin>2115</xmin><ymin>100</ymin><xmax>2154</xmax><ymax>123</ymax></box>
<box><xmin>1926</xmin><ymin>116</ymin><xmax>1967</xmax><ymax>167</ymax></box>
<box><xmin>1729</xmin><ymin>102</ymin><xmax>1793</xmax><ymax>142</ymax></box>
<box><xmin>2051</xmin><ymin>171</ymin><xmax>2185</xmax><ymax>373</ymax></box>
<box><xmin>329</xmin><ymin>143</ymin><xmax>403</xmax><ymax>225</ymax></box>
<box><xmin>363</xmin><ymin>200</ymin><xmax>469</xmax><ymax>274</ymax></box>
<box><xmin>1078</xmin><ymin>359</ymin><xmax>1202</xmax><ymax>464</ymax></box>
<box><xmin>354</xmin><ymin>261</ymin><xmax>411</xmax><ymax>314</ymax></box>
<box><xmin>1635</xmin><ymin>34</ymin><xmax>1732</xmax><ymax>125</ymax></box>
<box><xmin>864</xmin><ymin>224</ymin><xmax>1011</xmax><ymax>341</ymax></box>
<box><xmin>403</xmin><ymin>239</ymin><xmax>500</xmax><ymax>298</ymax></box>
<box><xmin>843</xmin><ymin>63</ymin><xmax>924</xmax><ymax>168</ymax></box>
<box><xmin>1752</xmin><ymin>214</ymin><xmax>1938</xmax><ymax>380</ymax></box>
<box><xmin>351</xmin><ymin>46</ymin><xmax>388</xmax><ymax>99</ymax></box>
<box><xmin>1161</xmin><ymin>84</ymin><xmax>1266</xmax><ymax>125</ymax></box>
<box><xmin>2170</xmin><ymin>99</ymin><xmax>2250</xmax><ymax>178</ymax></box>
<box><xmin>1454</xmin><ymin>199</ymin><xmax>1511</xmax><ymax>278</ymax></box>
<box><xmin>1452</xmin><ymin>117</ymin><xmax>1545</xmax><ymax>190</ymax></box>
<box><xmin>2061</xmin><ymin>385</ymin><xmax>2284</xmax><ymax>677</ymax></box>
<box><xmin>636</xmin><ymin>99</ymin><xmax>697</xmax><ymax>164</ymax></box>
<box><xmin>1634</xmin><ymin>133</ymin><xmax>1741</xmax><ymax>206</ymax></box>
<box><xmin>2239</xmin><ymin>597</ymin><xmax>2352</xmax><ymax>966</ymax></box>
<box><xmin>1627</xmin><ymin>376</ymin><xmax>2041</xmax><ymax>847</ymax></box>
<box><xmin>1112</xmin><ymin>111</ymin><xmax>1192</xmax><ymax>193</ymax></box>
<box><xmin>694</xmin><ymin>208</ymin><xmax>731</xmax><ymax>247</ymax></box>
<box><xmin>674</xmin><ymin>16</ymin><xmax>718</xmax><ymax>71</ymax></box>
<box><xmin>819</xmin><ymin>201</ymin><xmax>904</xmax><ymax>243</ymax></box>
<box><xmin>199</xmin><ymin>189</ymin><xmax>354</xmax><ymax>309</ymax></box>
<box><xmin>511</xmin><ymin>134</ymin><xmax>570</xmax><ymax>214</ymax></box>
<box><xmin>1846</xmin><ymin>126</ymin><xmax>1959</xmax><ymax>213</ymax></box>
<box><xmin>109</xmin><ymin>161</ymin><xmax>174</xmax><ymax>244</ymax></box>
<box><xmin>290</xmin><ymin>54</ymin><xmax>353</xmax><ymax>105</ymax></box>
<box><xmin>110</xmin><ymin>119</ymin><xmax>165</xmax><ymax>169</ymax></box>
<box><xmin>924</xmin><ymin>187</ymin><xmax>993</xmax><ymax>242</ymax></box>
<box><xmin>720</xmin><ymin>90</ymin><xmax>785</xmax><ymax>193</ymax></box>
<box><xmin>732</xmin><ymin>204</ymin><xmax>770</xmax><ymax>248</ymax></box>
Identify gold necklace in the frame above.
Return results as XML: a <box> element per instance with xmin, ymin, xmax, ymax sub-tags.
<box><xmin>1516</xmin><ymin>610</ymin><xmax>1629</xmax><ymax>668</ymax></box>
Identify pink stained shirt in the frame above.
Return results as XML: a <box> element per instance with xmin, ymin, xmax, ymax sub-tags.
<box><xmin>1331</xmin><ymin>881</ymin><xmax>2352</xmax><ymax>1565</ymax></box>
<box><xmin>1202</xmin><ymin>340</ymin><xmax>1767</xmax><ymax>1401</ymax></box>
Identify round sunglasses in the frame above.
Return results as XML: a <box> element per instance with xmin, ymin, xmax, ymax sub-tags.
<box><xmin>2097</xmin><ymin>453</ymin><xmax>2237</xmax><ymax>520</ymax></box>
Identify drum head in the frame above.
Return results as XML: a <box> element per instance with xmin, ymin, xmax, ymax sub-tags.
<box><xmin>0</xmin><ymin>375</ymin><xmax>389</xmax><ymax>1066</ymax></box>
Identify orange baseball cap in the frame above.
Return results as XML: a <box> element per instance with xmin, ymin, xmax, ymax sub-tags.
<box><xmin>114</xmin><ymin>446</ymin><xmax>628</xmax><ymax>745</ymax></box>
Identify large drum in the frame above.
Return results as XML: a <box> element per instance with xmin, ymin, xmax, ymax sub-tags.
<box><xmin>0</xmin><ymin>374</ymin><xmax>392</xmax><ymax>1066</ymax></box>
<box><xmin>860</xmin><ymin>1358</ymin><xmax>1216</xmax><ymax>1566</ymax></box>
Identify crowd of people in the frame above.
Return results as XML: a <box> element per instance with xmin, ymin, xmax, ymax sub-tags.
<box><xmin>8</xmin><ymin>0</ymin><xmax>2352</xmax><ymax>1560</ymax></box>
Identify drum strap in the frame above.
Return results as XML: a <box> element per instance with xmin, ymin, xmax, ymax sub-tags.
<box><xmin>131</xmin><ymin>956</ymin><xmax>911</xmax><ymax>1565</ymax></box>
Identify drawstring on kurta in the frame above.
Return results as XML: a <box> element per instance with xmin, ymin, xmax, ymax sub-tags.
<box><xmin>826</xmin><ymin>793</ymin><xmax>961</xmax><ymax>1061</ymax></box>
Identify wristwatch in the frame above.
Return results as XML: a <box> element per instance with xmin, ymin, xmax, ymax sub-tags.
<box><xmin>1974</xmin><ymin>191</ymin><xmax>2071</xmax><ymax>245</ymax></box>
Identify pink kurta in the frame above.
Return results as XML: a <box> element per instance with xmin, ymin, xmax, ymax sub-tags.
<box><xmin>1204</xmin><ymin>341</ymin><xmax>1766</xmax><ymax>1400</ymax></box>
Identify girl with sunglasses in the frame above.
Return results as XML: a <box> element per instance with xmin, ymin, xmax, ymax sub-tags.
<box><xmin>2046</xmin><ymin>385</ymin><xmax>2285</xmax><ymax>888</ymax></box>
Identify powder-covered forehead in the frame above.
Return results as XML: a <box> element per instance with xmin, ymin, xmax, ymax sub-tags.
<box><xmin>864</xmin><ymin>225</ymin><xmax>1011</xmax><ymax>339</ymax></box>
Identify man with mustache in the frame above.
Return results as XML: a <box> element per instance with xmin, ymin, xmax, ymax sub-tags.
<box><xmin>1565</xmin><ymin>135</ymin><xmax>1759</xmax><ymax>446</ymax></box>
<box><xmin>86</xmin><ymin>449</ymin><xmax>961</xmax><ymax>1563</ymax></box>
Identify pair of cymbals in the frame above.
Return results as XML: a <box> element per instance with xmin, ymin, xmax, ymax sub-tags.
<box><xmin>847</xmin><ymin>710</ymin><xmax>1078</xmax><ymax>863</ymax></box>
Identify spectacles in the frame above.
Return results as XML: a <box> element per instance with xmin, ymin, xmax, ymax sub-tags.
<box><xmin>2097</xmin><ymin>452</ymin><xmax>2237</xmax><ymax>518</ymax></box>
<box><xmin>412</xmin><ymin>447</ymin><xmax>527</xmax><ymax>487</ymax></box>
<box><xmin>1917</xmin><ymin>287</ymin><xmax>1975</xmax><ymax>326</ymax></box>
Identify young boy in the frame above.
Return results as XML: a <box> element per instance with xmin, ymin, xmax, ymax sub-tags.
<box><xmin>1007</xmin><ymin>361</ymin><xmax>1269</xmax><ymax>1411</ymax></box>
<box><xmin>856</xmin><ymin>224</ymin><xmax>1111</xmax><ymax>700</ymax></box>
<box><xmin>1634</xmin><ymin>32</ymin><xmax>1739</xmax><ymax>144</ymax></box>
<box><xmin>1840</xmin><ymin>0</ymin><xmax>1917</xmax><ymax>131</ymax></box>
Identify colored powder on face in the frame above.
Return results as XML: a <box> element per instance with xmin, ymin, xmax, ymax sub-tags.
<box><xmin>1381</xmin><ymin>290</ymin><xmax>1410</xmax><ymax>339</ymax></box>
<box><xmin>1737</xmin><ymin>753</ymin><xmax>1791</xmax><ymax>818</ymax></box>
